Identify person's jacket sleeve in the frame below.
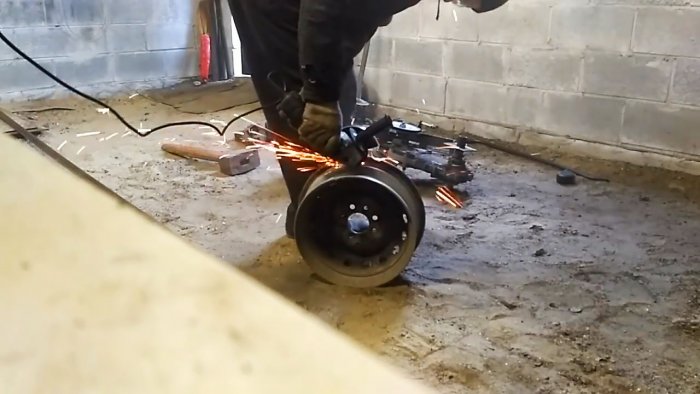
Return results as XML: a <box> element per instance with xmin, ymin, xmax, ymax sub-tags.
<box><xmin>297</xmin><ymin>0</ymin><xmax>432</xmax><ymax>104</ymax></box>
<box><xmin>298</xmin><ymin>0</ymin><xmax>346</xmax><ymax>104</ymax></box>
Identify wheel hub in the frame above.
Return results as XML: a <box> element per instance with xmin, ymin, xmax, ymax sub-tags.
<box><xmin>294</xmin><ymin>161</ymin><xmax>425</xmax><ymax>287</ymax></box>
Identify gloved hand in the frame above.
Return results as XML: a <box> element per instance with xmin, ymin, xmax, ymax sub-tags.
<box><xmin>298</xmin><ymin>101</ymin><xmax>341</xmax><ymax>155</ymax></box>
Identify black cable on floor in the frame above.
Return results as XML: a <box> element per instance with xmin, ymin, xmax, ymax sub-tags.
<box><xmin>464</xmin><ymin>134</ymin><xmax>610</xmax><ymax>182</ymax></box>
<box><xmin>0</xmin><ymin>29</ymin><xmax>264</xmax><ymax>138</ymax></box>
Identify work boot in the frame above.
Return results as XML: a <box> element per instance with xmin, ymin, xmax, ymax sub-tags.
<box><xmin>285</xmin><ymin>203</ymin><xmax>296</xmax><ymax>239</ymax></box>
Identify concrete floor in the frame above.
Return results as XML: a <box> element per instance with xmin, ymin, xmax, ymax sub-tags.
<box><xmin>10</xmin><ymin>96</ymin><xmax>700</xmax><ymax>393</ymax></box>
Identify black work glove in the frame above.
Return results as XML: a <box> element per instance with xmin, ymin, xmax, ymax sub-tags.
<box><xmin>298</xmin><ymin>102</ymin><xmax>341</xmax><ymax>155</ymax></box>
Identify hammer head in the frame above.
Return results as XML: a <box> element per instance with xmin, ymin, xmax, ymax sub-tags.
<box><xmin>218</xmin><ymin>149</ymin><xmax>261</xmax><ymax>176</ymax></box>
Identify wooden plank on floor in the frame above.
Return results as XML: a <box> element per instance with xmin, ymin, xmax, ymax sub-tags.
<box><xmin>0</xmin><ymin>134</ymin><xmax>435</xmax><ymax>394</ymax></box>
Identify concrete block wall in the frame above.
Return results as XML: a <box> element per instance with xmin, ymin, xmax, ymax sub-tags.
<box><xmin>0</xmin><ymin>0</ymin><xmax>200</xmax><ymax>102</ymax></box>
<box><xmin>364</xmin><ymin>0</ymin><xmax>700</xmax><ymax>160</ymax></box>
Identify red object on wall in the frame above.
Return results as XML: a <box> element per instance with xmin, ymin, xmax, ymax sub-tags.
<box><xmin>199</xmin><ymin>34</ymin><xmax>211</xmax><ymax>82</ymax></box>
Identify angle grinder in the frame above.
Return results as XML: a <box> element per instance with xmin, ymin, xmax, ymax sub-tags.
<box><xmin>276</xmin><ymin>90</ymin><xmax>384</xmax><ymax>167</ymax></box>
<box><xmin>278</xmin><ymin>92</ymin><xmax>426</xmax><ymax>287</ymax></box>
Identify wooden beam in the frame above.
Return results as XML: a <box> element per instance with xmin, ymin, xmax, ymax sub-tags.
<box><xmin>0</xmin><ymin>134</ymin><xmax>434</xmax><ymax>394</ymax></box>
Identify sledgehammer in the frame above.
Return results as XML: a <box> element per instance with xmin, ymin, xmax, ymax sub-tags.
<box><xmin>161</xmin><ymin>142</ymin><xmax>260</xmax><ymax>176</ymax></box>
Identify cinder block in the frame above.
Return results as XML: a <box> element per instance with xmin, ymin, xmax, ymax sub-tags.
<box><xmin>0</xmin><ymin>60</ymin><xmax>55</xmax><ymax>93</ymax></box>
<box><xmin>17</xmin><ymin>87</ymin><xmax>58</xmax><ymax>102</ymax></box>
<box><xmin>0</xmin><ymin>29</ymin><xmax>20</xmax><ymax>61</ymax></box>
<box><xmin>506</xmin><ymin>86</ymin><xmax>543</xmax><ymax>127</ymax></box>
<box><xmin>9</xmin><ymin>26</ymin><xmax>106</xmax><ymax>59</ymax></box>
<box><xmin>590</xmin><ymin>0</ymin><xmax>689</xmax><ymax>4</ymax></box>
<box><xmin>523</xmin><ymin>0</ymin><xmax>572</xmax><ymax>6</ymax></box>
<box><xmin>146</xmin><ymin>24</ymin><xmax>195</xmax><ymax>51</ymax></box>
<box><xmin>465</xmin><ymin>120</ymin><xmax>519</xmax><ymax>143</ymax></box>
<box><xmin>477</xmin><ymin>5</ymin><xmax>549</xmax><ymax>46</ymax></box>
<box><xmin>418</xmin><ymin>1</ymin><xmax>477</xmax><ymax>42</ymax></box>
<box><xmin>7</xmin><ymin>28</ymin><xmax>50</xmax><ymax>59</ymax></box>
<box><xmin>108</xmin><ymin>0</ymin><xmax>149</xmax><ymax>24</ymax></box>
<box><xmin>366</xmin><ymin>35</ymin><xmax>393</xmax><ymax>69</ymax></box>
<box><xmin>373</xmin><ymin>106</ymin><xmax>467</xmax><ymax>134</ymax></box>
<box><xmin>107</xmin><ymin>25</ymin><xmax>147</xmax><ymax>53</ymax></box>
<box><xmin>446</xmin><ymin>79</ymin><xmax>507</xmax><ymax>124</ymax></box>
<box><xmin>583</xmin><ymin>52</ymin><xmax>672</xmax><ymax>101</ymax></box>
<box><xmin>670</xmin><ymin>58</ymin><xmax>700</xmax><ymax>107</ymax></box>
<box><xmin>378</xmin><ymin>4</ymin><xmax>421</xmax><ymax>38</ymax></box>
<box><xmin>633</xmin><ymin>8</ymin><xmax>700</xmax><ymax>57</ymax></box>
<box><xmin>539</xmin><ymin>92</ymin><xmax>624</xmax><ymax>143</ymax></box>
<box><xmin>508</xmin><ymin>48</ymin><xmax>581</xmax><ymax>91</ymax></box>
<box><xmin>162</xmin><ymin>49</ymin><xmax>198</xmax><ymax>78</ymax></box>
<box><xmin>359</xmin><ymin>67</ymin><xmax>393</xmax><ymax>104</ymax></box>
<box><xmin>445</xmin><ymin>42</ymin><xmax>505</xmax><ymax>84</ymax></box>
<box><xmin>54</xmin><ymin>56</ymin><xmax>112</xmax><ymax>85</ymax></box>
<box><xmin>0</xmin><ymin>0</ymin><xmax>45</xmax><ymax>28</ymax></box>
<box><xmin>391</xmin><ymin>71</ymin><xmax>446</xmax><ymax>113</ymax></box>
<box><xmin>0</xmin><ymin>45</ymin><xmax>16</xmax><ymax>62</ymax></box>
<box><xmin>65</xmin><ymin>26</ymin><xmax>109</xmax><ymax>57</ymax></box>
<box><xmin>622</xmin><ymin>100</ymin><xmax>700</xmax><ymax>155</ymax></box>
<box><xmin>393</xmin><ymin>38</ymin><xmax>443</xmax><ymax>76</ymax></box>
<box><xmin>551</xmin><ymin>6</ymin><xmax>635</xmax><ymax>52</ymax></box>
<box><xmin>114</xmin><ymin>52</ymin><xmax>165</xmax><ymax>81</ymax></box>
<box><xmin>45</xmin><ymin>0</ymin><xmax>104</xmax><ymax>25</ymax></box>
<box><xmin>149</xmin><ymin>0</ymin><xmax>195</xmax><ymax>23</ymax></box>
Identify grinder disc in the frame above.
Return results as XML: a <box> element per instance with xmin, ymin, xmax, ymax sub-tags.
<box><xmin>294</xmin><ymin>161</ymin><xmax>425</xmax><ymax>287</ymax></box>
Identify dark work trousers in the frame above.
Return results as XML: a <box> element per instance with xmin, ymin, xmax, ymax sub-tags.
<box><xmin>227</xmin><ymin>0</ymin><xmax>375</xmax><ymax>208</ymax></box>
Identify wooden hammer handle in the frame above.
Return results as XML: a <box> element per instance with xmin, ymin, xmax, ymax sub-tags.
<box><xmin>161</xmin><ymin>143</ymin><xmax>230</xmax><ymax>162</ymax></box>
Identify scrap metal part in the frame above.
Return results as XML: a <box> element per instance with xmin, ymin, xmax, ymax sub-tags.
<box><xmin>375</xmin><ymin>123</ymin><xmax>475</xmax><ymax>186</ymax></box>
<box><xmin>233</xmin><ymin>124</ymin><xmax>271</xmax><ymax>144</ymax></box>
<box><xmin>294</xmin><ymin>160</ymin><xmax>425</xmax><ymax>288</ymax></box>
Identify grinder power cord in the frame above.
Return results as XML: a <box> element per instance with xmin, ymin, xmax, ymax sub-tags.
<box><xmin>0</xmin><ymin>29</ymin><xmax>266</xmax><ymax>140</ymax></box>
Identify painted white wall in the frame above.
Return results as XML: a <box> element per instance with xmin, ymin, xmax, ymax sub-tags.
<box><xmin>363</xmin><ymin>0</ymin><xmax>700</xmax><ymax>161</ymax></box>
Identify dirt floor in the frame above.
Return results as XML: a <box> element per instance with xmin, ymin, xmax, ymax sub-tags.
<box><xmin>6</xmin><ymin>94</ymin><xmax>699</xmax><ymax>393</ymax></box>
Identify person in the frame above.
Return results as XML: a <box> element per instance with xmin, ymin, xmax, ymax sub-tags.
<box><xmin>228</xmin><ymin>0</ymin><xmax>509</xmax><ymax>237</ymax></box>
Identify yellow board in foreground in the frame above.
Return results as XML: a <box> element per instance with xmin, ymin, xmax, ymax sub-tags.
<box><xmin>0</xmin><ymin>134</ymin><xmax>435</xmax><ymax>394</ymax></box>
